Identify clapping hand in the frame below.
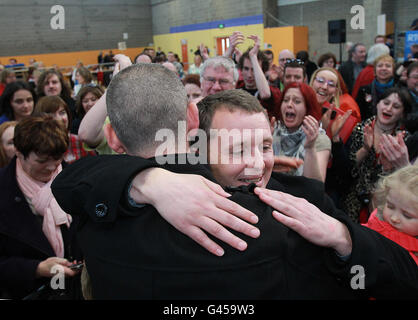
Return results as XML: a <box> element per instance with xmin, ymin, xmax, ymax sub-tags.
<box><xmin>379</xmin><ymin>132</ymin><xmax>409</xmax><ymax>170</ymax></box>
<box><xmin>302</xmin><ymin>115</ymin><xmax>319</xmax><ymax>149</ymax></box>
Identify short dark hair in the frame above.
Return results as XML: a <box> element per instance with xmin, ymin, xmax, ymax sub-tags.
<box><xmin>283</xmin><ymin>60</ymin><xmax>307</xmax><ymax>79</ymax></box>
<box><xmin>14</xmin><ymin>115</ymin><xmax>69</xmax><ymax>159</ymax></box>
<box><xmin>197</xmin><ymin>89</ymin><xmax>268</xmax><ymax>137</ymax></box>
<box><xmin>378</xmin><ymin>87</ymin><xmax>413</xmax><ymax>120</ymax></box>
<box><xmin>317</xmin><ymin>52</ymin><xmax>337</xmax><ymax>68</ymax></box>
<box><xmin>238</xmin><ymin>48</ymin><xmax>270</xmax><ymax>73</ymax></box>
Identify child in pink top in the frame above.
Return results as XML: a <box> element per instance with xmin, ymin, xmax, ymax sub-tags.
<box><xmin>363</xmin><ymin>164</ymin><xmax>418</xmax><ymax>265</ymax></box>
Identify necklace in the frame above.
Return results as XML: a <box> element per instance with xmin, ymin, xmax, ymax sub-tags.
<box><xmin>375</xmin><ymin>120</ymin><xmax>395</xmax><ymax>134</ymax></box>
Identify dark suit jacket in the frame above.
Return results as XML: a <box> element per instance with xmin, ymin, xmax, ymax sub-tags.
<box><xmin>0</xmin><ymin>158</ymin><xmax>82</xmax><ymax>299</ymax></box>
<box><xmin>339</xmin><ymin>60</ymin><xmax>366</xmax><ymax>94</ymax></box>
<box><xmin>52</xmin><ymin>154</ymin><xmax>418</xmax><ymax>299</ymax></box>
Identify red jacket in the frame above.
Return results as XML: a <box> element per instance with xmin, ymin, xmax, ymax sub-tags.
<box><xmin>352</xmin><ymin>65</ymin><xmax>375</xmax><ymax>100</ymax></box>
<box><xmin>363</xmin><ymin>209</ymin><xmax>418</xmax><ymax>265</ymax></box>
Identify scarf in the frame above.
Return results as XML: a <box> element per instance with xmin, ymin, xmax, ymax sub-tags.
<box><xmin>373</xmin><ymin>78</ymin><xmax>394</xmax><ymax>96</ymax></box>
<box><xmin>16</xmin><ymin>158</ymin><xmax>72</xmax><ymax>258</ymax></box>
<box><xmin>273</xmin><ymin>123</ymin><xmax>306</xmax><ymax>176</ymax></box>
<box><xmin>363</xmin><ymin>209</ymin><xmax>418</xmax><ymax>265</ymax></box>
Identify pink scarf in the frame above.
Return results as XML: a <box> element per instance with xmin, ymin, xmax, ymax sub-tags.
<box><xmin>15</xmin><ymin>158</ymin><xmax>72</xmax><ymax>258</ymax></box>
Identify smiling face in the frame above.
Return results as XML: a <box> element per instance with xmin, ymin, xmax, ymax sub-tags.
<box><xmin>382</xmin><ymin>187</ymin><xmax>418</xmax><ymax>236</ymax></box>
<box><xmin>81</xmin><ymin>92</ymin><xmax>99</xmax><ymax>113</ymax></box>
<box><xmin>376</xmin><ymin>93</ymin><xmax>404</xmax><ymax>128</ymax></box>
<box><xmin>311</xmin><ymin>70</ymin><xmax>338</xmax><ymax>105</ymax></box>
<box><xmin>208</xmin><ymin>108</ymin><xmax>273</xmax><ymax>188</ymax></box>
<box><xmin>280</xmin><ymin>88</ymin><xmax>307</xmax><ymax>132</ymax></box>
<box><xmin>10</xmin><ymin>89</ymin><xmax>34</xmax><ymax>121</ymax></box>
<box><xmin>375</xmin><ymin>58</ymin><xmax>394</xmax><ymax>83</ymax></box>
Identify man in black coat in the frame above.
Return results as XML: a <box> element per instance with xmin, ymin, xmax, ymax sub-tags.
<box><xmin>52</xmin><ymin>59</ymin><xmax>418</xmax><ymax>299</ymax></box>
<box><xmin>339</xmin><ymin>43</ymin><xmax>367</xmax><ymax>94</ymax></box>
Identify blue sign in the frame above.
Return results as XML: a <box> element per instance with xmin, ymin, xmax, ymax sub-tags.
<box><xmin>405</xmin><ymin>30</ymin><xmax>418</xmax><ymax>60</ymax></box>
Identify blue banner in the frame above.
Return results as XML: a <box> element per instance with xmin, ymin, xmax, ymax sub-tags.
<box><xmin>405</xmin><ymin>30</ymin><xmax>418</xmax><ymax>60</ymax></box>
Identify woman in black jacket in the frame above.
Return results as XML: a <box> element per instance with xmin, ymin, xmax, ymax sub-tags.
<box><xmin>0</xmin><ymin>116</ymin><xmax>82</xmax><ymax>299</ymax></box>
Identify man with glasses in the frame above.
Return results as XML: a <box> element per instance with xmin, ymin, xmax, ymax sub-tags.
<box><xmin>200</xmin><ymin>56</ymin><xmax>238</xmax><ymax>97</ymax></box>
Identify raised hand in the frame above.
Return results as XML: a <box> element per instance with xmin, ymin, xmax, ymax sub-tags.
<box><xmin>362</xmin><ymin>123</ymin><xmax>374</xmax><ymax>152</ymax></box>
<box><xmin>112</xmin><ymin>54</ymin><xmax>132</xmax><ymax>77</ymax></box>
<box><xmin>248</xmin><ymin>35</ymin><xmax>260</xmax><ymax>58</ymax></box>
<box><xmin>330</xmin><ymin>110</ymin><xmax>352</xmax><ymax>141</ymax></box>
<box><xmin>302</xmin><ymin>115</ymin><xmax>319</xmax><ymax>149</ymax></box>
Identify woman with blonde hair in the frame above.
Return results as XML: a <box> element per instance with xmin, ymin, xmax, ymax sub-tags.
<box><xmin>309</xmin><ymin>67</ymin><xmax>361</xmax><ymax>141</ymax></box>
<box><xmin>364</xmin><ymin>164</ymin><xmax>418</xmax><ymax>265</ymax></box>
<box><xmin>356</xmin><ymin>54</ymin><xmax>396</xmax><ymax>120</ymax></box>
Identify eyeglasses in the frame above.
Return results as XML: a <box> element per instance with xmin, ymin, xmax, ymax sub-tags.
<box><xmin>285</xmin><ymin>58</ymin><xmax>304</xmax><ymax>66</ymax></box>
<box><xmin>203</xmin><ymin>76</ymin><xmax>233</xmax><ymax>86</ymax></box>
<box><xmin>314</xmin><ymin>76</ymin><xmax>337</xmax><ymax>88</ymax></box>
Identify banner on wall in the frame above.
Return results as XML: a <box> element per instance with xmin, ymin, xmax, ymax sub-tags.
<box><xmin>404</xmin><ymin>31</ymin><xmax>418</xmax><ymax>60</ymax></box>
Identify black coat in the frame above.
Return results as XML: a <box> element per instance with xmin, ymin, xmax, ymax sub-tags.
<box><xmin>0</xmin><ymin>158</ymin><xmax>82</xmax><ymax>299</ymax></box>
<box><xmin>339</xmin><ymin>60</ymin><xmax>366</xmax><ymax>94</ymax></box>
<box><xmin>52</xmin><ymin>154</ymin><xmax>418</xmax><ymax>299</ymax></box>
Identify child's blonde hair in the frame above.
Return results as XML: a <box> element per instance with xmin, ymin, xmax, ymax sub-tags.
<box><xmin>373</xmin><ymin>164</ymin><xmax>418</xmax><ymax>215</ymax></box>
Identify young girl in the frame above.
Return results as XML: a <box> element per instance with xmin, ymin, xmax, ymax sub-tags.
<box><xmin>363</xmin><ymin>164</ymin><xmax>418</xmax><ymax>265</ymax></box>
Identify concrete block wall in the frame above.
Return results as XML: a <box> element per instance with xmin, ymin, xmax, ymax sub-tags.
<box><xmin>0</xmin><ymin>0</ymin><xmax>153</xmax><ymax>56</ymax></box>
<box><xmin>151</xmin><ymin>0</ymin><xmax>264</xmax><ymax>35</ymax></box>
<box><xmin>277</xmin><ymin>0</ymin><xmax>418</xmax><ymax>64</ymax></box>
<box><xmin>277</xmin><ymin>0</ymin><xmax>369</xmax><ymax>63</ymax></box>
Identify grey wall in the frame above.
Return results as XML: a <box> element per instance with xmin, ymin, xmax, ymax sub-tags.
<box><xmin>151</xmin><ymin>0</ymin><xmax>264</xmax><ymax>35</ymax></box>
<box><xmin>0</xmin><ymin>0</ymin><xmax>153</xmax><ymax>56</ymax></box>
<box><xmin>277</xmin><ymin>0</ymin><xmax>418</xmax><ymax>63</ymax></box>
<box><xmin>0</xmin><ymin>0</ymin><xmax>415</xmax><ymax>59</ymax></box>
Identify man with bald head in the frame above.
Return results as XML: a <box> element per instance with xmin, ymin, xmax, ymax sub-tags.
<box><xmin>267</xmin><ymin>49</ymin><xmax>295</xmax><ymax>91</ymax></box>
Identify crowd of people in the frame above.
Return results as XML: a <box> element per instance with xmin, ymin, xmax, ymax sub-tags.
<box><xmin>0</xmin><ymin>28</ymin><xmax>417</xmax><ymax>300</ymax></box>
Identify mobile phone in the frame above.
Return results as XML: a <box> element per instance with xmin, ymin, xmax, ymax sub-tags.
<box><xmin>322</xmin><ymin>107</ymin><xmax>337</xmax><ymax>119</ymax></box>
<box><xmin>69</xmin><ymin>262</ymin><xmax>84</xmax><ymax>270</ymax></box>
